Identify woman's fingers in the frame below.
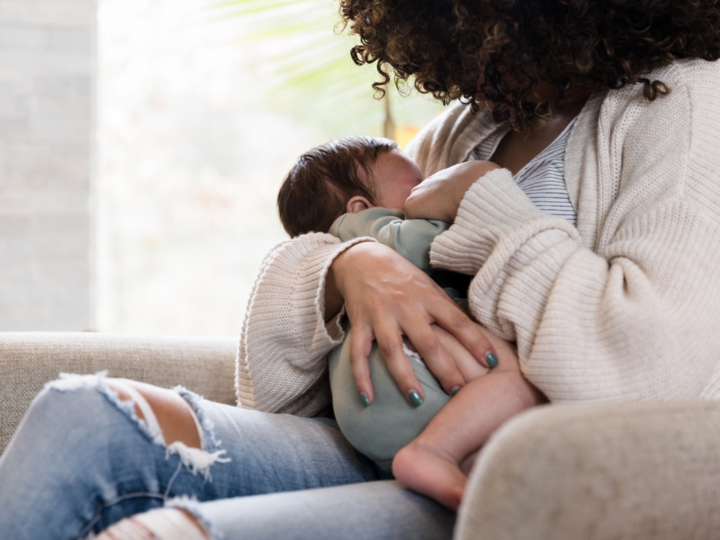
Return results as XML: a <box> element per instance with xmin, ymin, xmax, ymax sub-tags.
<box><xmin>401</xmin><ymin>317</ymin><xmax>466</xmax><ymax>396</ymax></box>
<box><xmin>334</xmin><ymin>243</ymin><xmax>498</xmax><ymax>407</ymax></box>
<box><xmin>373</xmin><ymin>318</ymin><xmax>427</xmax><ymax>405</ymax></box>
<box><xmin>348</xmin><ymin>321</ymin><xmax>376</xmax><ymax>405</ymax></box>
<box><xmin>432</xmin><ymin>300</ymin><xmax>498</xmax><ymax>369</ymax></box>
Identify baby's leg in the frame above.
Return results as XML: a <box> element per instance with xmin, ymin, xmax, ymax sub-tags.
<box><xmin>392</xmin><ymin>346</ymin><xmax>543</xmax><ymax>510</ymax></box>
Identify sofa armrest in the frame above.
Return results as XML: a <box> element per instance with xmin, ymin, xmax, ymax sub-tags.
<box><xmin>0</xmin><ymin>332</ymin><xmax>238</xmax><ymax>451</ymax></box>
<box><xmin>456</xmin><ymin>401</ymin><xmax>720</xmax><ymax>540</ymax></box>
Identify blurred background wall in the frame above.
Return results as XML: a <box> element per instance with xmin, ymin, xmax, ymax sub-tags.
<box><xmin>0</xmin><ymin>0</ymin><xmax>95</xmax><ymax>330</ymax></box>
<box><xmin>0</xmin><ymin>0</ymin><xmax>442</xmax><ymax>335</ymax></box>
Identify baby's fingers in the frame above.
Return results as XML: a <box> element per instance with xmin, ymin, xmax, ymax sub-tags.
<box><xmin>434</xmin><ymin>303</ymin><xmax>498</xmax><ymax>369</ymax></box>
<box><xmin>403</xmin><ymin>321</ymin><xmax>466</xmax><ymax>396</ymax></box>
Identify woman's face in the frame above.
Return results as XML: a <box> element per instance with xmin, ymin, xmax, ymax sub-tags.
<box><xmin>477</xmin><ymin>69</ymin><xmax>561</xmax><ymax>111</ymax></box>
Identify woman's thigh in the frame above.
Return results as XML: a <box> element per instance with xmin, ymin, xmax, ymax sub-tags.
<box><xmin>190</xmin><ymin>395</ymin><xmax>386</xmax><ymax>494</ymax></box>
<box><xmin>0</xmin><ymin>374</ymin><xmax>385</xmax><ymax>539</ymax></box>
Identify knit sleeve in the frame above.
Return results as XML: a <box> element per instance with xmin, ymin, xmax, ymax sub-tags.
<box><xmin>431</xmin><ymin>74</ymin><xmax>720</xmax><ymax>403</ymax></box>
<box><xmin>236</xmin><ymin>232</ymin><xmax>377</xmax><ymax>416</ymax></box>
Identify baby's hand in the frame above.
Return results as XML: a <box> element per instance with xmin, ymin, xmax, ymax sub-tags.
<box><xmin>403</xmin><ymin>323</ymin><xmax>490</xmax><ymax>384</ymax></box>
<box><xmin>429</xmin><ymin>324</ymin><xmax>491</xmax><ymax>382</ymax></box>
<box><xmin>404</xmin><ymin>161</ymin><xmax>500</xmax><ymax>222</ymax></box>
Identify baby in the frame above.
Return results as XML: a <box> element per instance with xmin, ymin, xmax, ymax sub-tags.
<box><xmin>277</xmin><ymin>136</ymin><xmax>542</xmax><ymax>510</ymax></box>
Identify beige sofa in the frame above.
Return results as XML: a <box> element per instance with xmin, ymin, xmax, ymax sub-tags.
<box><xmin>2</xmin><ymin>332</ymin><xmax>719</xmax><ymax>539</ymax></box>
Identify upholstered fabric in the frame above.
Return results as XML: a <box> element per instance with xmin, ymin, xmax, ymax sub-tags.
<box><xmin>0</xmin><ymin>332</ymin><xmax>237</xmax><ymax>451</ymax></box>
<box><xmin>457</xmin><ymin>400</ymin><xmax>720</xmax><ymax>540</ymax></box>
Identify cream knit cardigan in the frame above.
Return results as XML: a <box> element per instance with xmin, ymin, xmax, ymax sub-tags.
<box><xmin>237</xmin><ymin>58</ymin><xmax>720</xmax><ymax>417</ymax></box>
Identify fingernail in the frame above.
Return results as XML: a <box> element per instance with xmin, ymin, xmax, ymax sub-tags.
<box><xmin>360</xmin><ymin>393</ymin><xmax>370</xmax><ymax>407</ymax></box>
<box><xmin>408</xmin><ymin>391</ymin><xmax>423</xmax><ymax>406</ymax></box>
<box><xmin>450</xmin><ymin>386</ymin><xmax>462</xmax><ymax>396</ymax></box>
<box><xmin>486</xmin><ymin>352</ymin><xmax>498</xmax><ymax>368</ymax></box>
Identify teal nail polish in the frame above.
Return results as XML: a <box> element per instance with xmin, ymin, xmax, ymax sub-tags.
<box><xmin>408</xmin><ymin>391</ymin><xmax>424</xmax><ymax>406</ymax></box>
<box><xmin>486</xmin><ymin>352</ymin><xmax>499</xmax><ymax>368</ymax></box>
<box><xmin>360</xmin><ymin>393</ymin><xmax>370</xmax><ymax>407</ymax></box>
<box><xmin>450</xmin><ymin>386</ymin><xmax>462</xmax><ymax>397</ymax></box>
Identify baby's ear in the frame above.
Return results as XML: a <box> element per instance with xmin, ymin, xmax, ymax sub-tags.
<box><xmin>346</xmin><ymin>196</ymin><xmax>373</xmax><ymax>214</ymax></box>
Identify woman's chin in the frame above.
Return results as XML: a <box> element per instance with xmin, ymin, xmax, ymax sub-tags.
<box><xmin>473</xmin><ymin>91</ymin><xmax>488</xmax><ymax>102</ymax></box>
<box><xmin>474</xmin><ymin>92</ymin><xmax>496</xmax><ymax>111</ymax></box>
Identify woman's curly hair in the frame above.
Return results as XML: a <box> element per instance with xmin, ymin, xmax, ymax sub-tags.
<box><xmin>339</xmin><ymin>0</ymin><xmax>720</xmax><ymax>132</ymax></box>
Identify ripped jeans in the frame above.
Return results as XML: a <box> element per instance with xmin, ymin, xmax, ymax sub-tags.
<box><xmin>0</xmin><ymin>374</ymin><xmax>455</xmax><ymax>540</ymax></box>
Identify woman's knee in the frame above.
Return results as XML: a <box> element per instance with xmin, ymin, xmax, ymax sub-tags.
<box><xmin>0</xmin><ymin>374</ymin><xmax>232</xmax><ymax>539</ymax></box>
<box><xmin>54</xmin><ymin>375</ymin><xmax>230</xmax><ymax>480</ymax></box>
<box><xmin>21</xmin><ymin>375</ymin><xmax>116</xmax><ymax>438</ymax></box>
<box><xmin>24</xmin><ymin>374</ymin><xmax>212</xmax><ymax>469</ymax></box>
<box><xmin>105</xmin><ymin>379</ymin><xmax>202</xmax><ymax>449</ymax></box>
<box><xmin>34</xmin><ymin>374</ymin><xmax>203</xmax><ymax>450</ymax></box>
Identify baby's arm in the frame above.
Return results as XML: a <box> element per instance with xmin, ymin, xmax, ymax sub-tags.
<box><xmin>330</xmin><ymin>208</ymin><xmax>449</xmax><ymax>271</ymax></box>
<box><xmin>393</xmin><ymin>330</ymin><xmax>544</xmax><ymax>511</ymax></box>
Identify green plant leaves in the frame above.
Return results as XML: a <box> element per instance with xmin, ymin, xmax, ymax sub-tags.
<box><xmin>208</xmin><ymin>0</ymin><xmax>444</xmax><ymax>142</ymax></box>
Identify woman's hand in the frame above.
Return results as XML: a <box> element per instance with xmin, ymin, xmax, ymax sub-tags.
<box><xmin>404</xmin><ymin>161</ymin><xmax>500</xmax><ymax>222</ymax></box>
<box><xmin>325</xmin><ymin>242</ymin><xmax>500</xmax><ymax>405</ymax></box>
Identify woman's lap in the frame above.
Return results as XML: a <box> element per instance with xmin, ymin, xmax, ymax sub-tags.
<box><xmin>0</xmin><ymin>374</ymin><xmax>453</xmax><ymax>539</ymax></box>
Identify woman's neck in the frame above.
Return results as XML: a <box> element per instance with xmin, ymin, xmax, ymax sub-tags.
<box><xmin>527</xmin><ymin>85</ymin><xmax>592</xmax><ymax>139</ymax></box>
<box><xmin>487</xmin><ymin>87</ymin><xmax>592</xmax><ymax>175</ymax></box>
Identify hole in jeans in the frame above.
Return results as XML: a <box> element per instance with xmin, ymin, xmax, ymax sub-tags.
<box><xmin>47</xmin><ymin>373</ymin><xmax>230</xmax><ymax>481</ymax></box>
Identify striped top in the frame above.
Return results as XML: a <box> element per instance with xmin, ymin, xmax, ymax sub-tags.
<box><xmin>468</xmin><ymin>118</ymin><xmax>578</xmax><ymax>226</ymax></box>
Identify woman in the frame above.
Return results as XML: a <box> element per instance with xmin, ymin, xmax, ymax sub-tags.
<box><xmin>3</xmin><ymin>1</ymin><xmax>720</xmax><ymax>538</ymax></box>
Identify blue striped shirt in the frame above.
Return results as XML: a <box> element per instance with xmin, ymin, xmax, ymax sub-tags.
<box><xmin>467</xmin><ymin>118</ymin><xmax>577</xmax><ymax>226</ymax></box>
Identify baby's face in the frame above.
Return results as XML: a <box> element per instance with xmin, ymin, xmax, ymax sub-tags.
<box><xmin>368</xmin><ymin>150</ymin><xmax>423</xmax><ymax>212</ymax></box>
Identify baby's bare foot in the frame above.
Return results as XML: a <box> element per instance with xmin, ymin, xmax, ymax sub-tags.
<box><xmin>392</xmin><ymin>438</ymin><xmax>467</xmax><ymax>511</ymax></box>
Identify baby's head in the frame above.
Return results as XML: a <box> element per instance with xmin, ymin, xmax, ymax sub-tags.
<box><xmin>278</xmin><ymin>136</ymin><xmax>423</xmax><ymax>237</ymax></box>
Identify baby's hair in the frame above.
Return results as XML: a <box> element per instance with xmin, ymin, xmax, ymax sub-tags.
<box><xmin>278</xmin><ymin>136</ymin><xmax>399</xmax><ymax>237</ymax></box>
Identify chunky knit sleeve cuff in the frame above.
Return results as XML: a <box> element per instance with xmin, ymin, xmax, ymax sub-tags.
<box><xmin>430</xmin><ymin>168</ymin><xmax>578</xmax><ymax>274</ymax></box>
<box><xmin>236</xmin><ymin>233</ymin><xmax>377</xmax><ymax>416</ymax></box>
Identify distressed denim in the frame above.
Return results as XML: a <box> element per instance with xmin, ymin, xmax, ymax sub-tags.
<box><xmin>0</xmin><ymin>374</ymin><xmax>454</xmax><ymax>540</ymax></box>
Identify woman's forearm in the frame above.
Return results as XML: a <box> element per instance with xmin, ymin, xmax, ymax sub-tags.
<box><xmin>432</xmin><ymin>165</ymin><xmax>720</xmax><ymax>403</ymax></box>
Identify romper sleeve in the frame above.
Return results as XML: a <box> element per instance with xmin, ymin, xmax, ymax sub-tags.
<box><xmin>236</xmin><ymin>232</ymin><xmax>377</xmax><ymax>416</ymax></box>
<box><xmin>430</xmin><ymin>67</ymin><xmax>720</xmax><ymax>403</ymax></box>
<box><xmin>330</xmin><ymin>208</ymin><xmax>450</xmax><ymax>272</ymax></box>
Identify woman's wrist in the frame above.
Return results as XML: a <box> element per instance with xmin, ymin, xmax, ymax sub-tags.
<box><xmin>324</xmin><ymin>258</ymin><xmax>345</xmax><ymax>322</ymax></box>
<box><xmin>324</xmin><ymin>242</ymin><xmax>387</xmax><ymax>322</ymax></box>
<box><xmin>324</xmin><ymin>242</ymin><xmax>367</xmax><ymax>322</ymax></box>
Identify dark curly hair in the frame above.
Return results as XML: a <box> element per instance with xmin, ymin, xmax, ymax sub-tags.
<box><xmin>339</xmin><ymin>0</ymin><xmax>720</xmax><ymax>132</ymax></box>
<box><xmin>278</xmin><ymin>136</ymin><xmax>398</xmax><ymax>237</ymax></box>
